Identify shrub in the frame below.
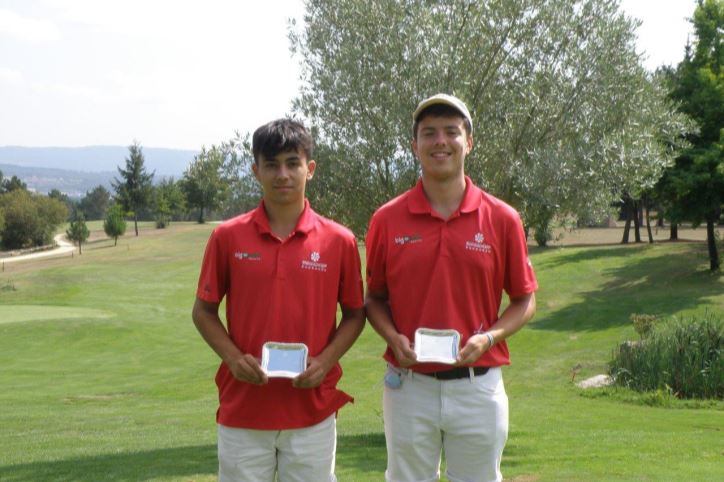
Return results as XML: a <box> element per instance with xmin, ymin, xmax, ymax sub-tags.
<box><xmin>610</xmin><ymin>313</ymin><xmax>723</xmax><ymax>399</ymax></box>
<box><xmin>630</xmin><ymin>313</ymin><xmax>658</xmax><ymax>339</ymax></box>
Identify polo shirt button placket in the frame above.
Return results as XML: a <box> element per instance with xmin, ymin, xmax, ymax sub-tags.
<box><xmin>440</xmin><ymin>223</ymin><xmax>451</xmax><ymax>258</ymax></box>
<box><xmin>275</xmin><ymin>244</ymin><xmax>286</xmax><ymax>280</ymax></box>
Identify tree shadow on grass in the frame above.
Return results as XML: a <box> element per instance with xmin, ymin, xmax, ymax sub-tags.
<box><xmin>0</xmin><ymin>434</ymin><xmax>388</xmax><ymax>481</ymax></box>
<box><xmin>529</xmin><ymin>244</ymin><xmax>647</xmax><ymax>272</ymax></box>
<box><xmin>532</xmin><ymin>243</ymin><xmax>723</xmax><ymax>333</ymax></box>
<box><xmin>0</xmin><ymin>444</ymin><xmax>217</xmax><ymax>482</ymax></box>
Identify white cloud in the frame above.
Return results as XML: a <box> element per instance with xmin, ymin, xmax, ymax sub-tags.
<box><xmin>0</xmin><ymin>8</ymin><xmax>60</xmax><ymax>42</ymax></box>
<box><xmin>0</xmin><ymin>67</ymin><xmax>23</xmax><ymax>84</ymax></box>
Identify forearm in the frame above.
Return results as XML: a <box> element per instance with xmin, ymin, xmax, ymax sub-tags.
<box><xmin>364</xmin><ymin>293</ymin><xmax>399</xmax><ymax>345</ymax></box>
<box><xmin>192</xmin><ymin>299</ymin><xmax>242</xmax><ymax>365</ymax></box>
<box><xmin>487</xmin><ymin>293</ymin><xmax>536</xmax><ymax>344</ymax></box>
<box><xmin>316</xmin><ymin>307</ymin><xmax>365</xmax><ymax>367</ymax></box>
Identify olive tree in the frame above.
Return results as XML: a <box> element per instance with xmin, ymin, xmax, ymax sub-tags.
<box><xmin>290</xmin><ymin>0</ymin><xmax>692</xmax><ymax>239</ymax></box>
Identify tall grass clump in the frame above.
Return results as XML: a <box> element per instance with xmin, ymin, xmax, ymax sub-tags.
<box><xmin>610</xmin><ymin>313</ymin><xmax>723</xmax><ymax>399</ymax></box>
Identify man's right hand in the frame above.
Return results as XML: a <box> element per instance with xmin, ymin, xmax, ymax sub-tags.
<box><xmin>390</xmin><ymin>333</ymin><xmax>417</xmax><ymax>368</ymax></box>
<box><xmin>227</xmin><ymin>353</ymin><xmax>269</xmax><ymax>385</ymax></box>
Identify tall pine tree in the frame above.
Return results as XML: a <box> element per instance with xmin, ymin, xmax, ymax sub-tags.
<box><xmin>112</xmin><ymin>141</ymin><xmax>154</xmax><ymax>236</ymax></box>
<box><xmin>657</xmin><ymin>0</ymin><xmax>723</xmax><ymax>270</ymax></box>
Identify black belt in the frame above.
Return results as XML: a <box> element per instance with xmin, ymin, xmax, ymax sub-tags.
<box><xmin>419</xmin><ymin>366</ymin><xmax>489</xmax><ymax>380</ymax></box>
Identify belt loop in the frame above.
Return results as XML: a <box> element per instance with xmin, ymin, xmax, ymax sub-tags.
<box><xmin>468</xmin><ymin>367</ymin><xmax>474</xmax><ymax>383</ymax></box>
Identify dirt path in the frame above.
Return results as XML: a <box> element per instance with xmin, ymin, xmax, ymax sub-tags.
<box><xmin>0</xmin><ymin>234</ymin><xmax>76</xmax><ymax>264</ymax></box>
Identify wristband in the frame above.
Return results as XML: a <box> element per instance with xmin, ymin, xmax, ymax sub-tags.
<box><xmin>484</xmin><ymin>332</ymin><xmax>495</xmax><ymax>348</ymax></box>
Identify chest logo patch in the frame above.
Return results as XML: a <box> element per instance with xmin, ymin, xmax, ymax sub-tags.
<box><xmin>234</xmin><ymin>251</ymin><xmax>262</xmax><ymax>261</ymax></box>
<box><xmin>466</xmin><ymin>232</ymin><xmax>492</xmax><ymax>253</ymax></box>
<box><xmin>394</xmin><ymin>234</ymin><xmax>423</xmax><ymax>245</ymax></box>
<box><xmin>302</xmin><ymin>251</ymin><xmax>327</xmax><ymax>272</ymax></box>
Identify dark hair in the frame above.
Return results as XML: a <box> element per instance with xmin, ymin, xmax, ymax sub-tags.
<box><xmin>413</xmin><ymin>104</ymin><xmax>472</xmax><ymax>139</ymax></box>
<box><xmin>252</xmin><ymin>118</ymin><xmax>314</xmax><ymax>164</ymax></box>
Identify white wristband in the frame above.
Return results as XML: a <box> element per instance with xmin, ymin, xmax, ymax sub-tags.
<box><xmin>484</xmin><ymin>332</ymin><xmax>495</xmax><ymax>348</ymax></box>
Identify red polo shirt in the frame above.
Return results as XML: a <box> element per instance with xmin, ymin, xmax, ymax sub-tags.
<box><xmin>196</xmin><ymin>199</ymin><xmax>364</xmax><ymax>430</ymax></box>
<box><xmin>365</xmin><ymin>177</ymin><xmax>537</xmax><ymax>372</ymax></box>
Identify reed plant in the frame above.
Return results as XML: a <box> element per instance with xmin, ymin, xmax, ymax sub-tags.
<box><xmin>611</xmin><ymin>312</ymin><xmax>723</xmax><ymax>399</ymax></box>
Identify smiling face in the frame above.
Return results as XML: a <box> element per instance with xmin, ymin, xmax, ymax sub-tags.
<box><xmin>252</xmin><ymin>148</ymin><xmax>316</xmax><ymax>208</ymax></box>
<box><xmin>412</xmin><ymin>114</ymin><xmax>473</xmax><ymax>182</ymax></box>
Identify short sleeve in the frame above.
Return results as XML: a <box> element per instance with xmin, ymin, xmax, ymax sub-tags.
<box><xmin>338</xmin><ymin>234</ymin><xmax>364</xmax><ymax>310</ymax></box>
<box><xmin>365</xmin><ymin>213</ymin><xmax>388</xmax><ymax>295</ymax></box>
<box><xmin>196</xmin><ymin>228</ymin><xmax>229</xmax><ymax>303</ymax></box>
<box><xmin>503</xmin><ymin>213</ymin><xmax>538</xmax><ymax>297</ymax></box>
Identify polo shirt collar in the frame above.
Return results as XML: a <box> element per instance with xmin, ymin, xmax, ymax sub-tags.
<box><xmin>252</xmin><ymin>198</ymin><xmax>316</xmax><ymax>237</ymax></box>
<box><xmin>408</xmin><ymin>176</ymin><xmax>482</xmax><ymax>215</ymax></box>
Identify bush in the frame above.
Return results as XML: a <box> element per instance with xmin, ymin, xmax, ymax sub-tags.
<box><xmin>630</xmin><ymin>313</ymin><xmax>658</xmax><ymax>339</ymax></box>
<box><xmin>0</xmin><ymin>190</ymin><xmax>68</xmax><ymax>249</ymax></box>
<box><xmin>610</xmin><ymin>313</ymin><xmax>723</xmax><ymax>399</ymax></box>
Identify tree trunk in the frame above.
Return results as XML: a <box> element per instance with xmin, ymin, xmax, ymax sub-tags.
<box><xmin>198</xmin><ymin>206</ymin><xmax>205</xmax><ymax>224</ymax></box>
<box><xmin>633</xmin><ymin>200</ymin><xmax>642</xmax><ymax>243</ymax></box>
<box><xmin>706</xmin><ymin>220</ymin><xmax>720</xmax><ymax>271</ymax></box>
<box><xmin>670</xmin><ymin>223</ymin><xmax>678</xmax><ymax>240</ymax></box>
<box><xmin>645</xmin><ymin>204</ymin><xmax>654</xmax><ymax>244</ymax></box>
<box><xmin>134</xmin><ymin>213</ymin><xmax>139</xmax><ymax>236</ymax></box>
<box><xmin>622</xmin><ymin>200</ymin><xmax>632</xmax><ymax>244</ymax></box>
<box><xmin>78</xmin><ymin>240</ymin><xmax>82</xmax><ymax>255</ymax></box>
<box><xmin>114</xmin><ymin>236</ymin><xmax>118</xmax><ymax>247</ymax></box>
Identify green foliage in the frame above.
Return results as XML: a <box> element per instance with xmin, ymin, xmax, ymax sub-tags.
<box><xmin>112</xmin><ymin>141</ymin><xmax>154</xmax><ymax>236</ymax></box>
<box><xmin>291</xmin><ymin>0</ymin><xmax>691</xmax><ymax>235</ymax></box>
<box><xmin>47</xmin><ymin>189</ymin><xmax>76</xmax><ymax>221</ymax></box>
<box><xmin>181</xmin><ymin>146</ymin><xmax>230</xmax><ymax>223</ymax></box>
<box><xmin>0</xmin><ymin>171</ymin><xmax>28</xmax><ymax>194</ymax></box>
<box><xmin>655</xmin><ymin>0</ymin><xmax>724</xmax><ymax>270</ymax></box>
<box><xmin>79</xmin><ymin>185</ymin><xmax>111</xmax><ymax>221</ymax></box>
<box><xmin>0</xmin><ymin>190</ymin><xmax>68</xmax><ymax>249</ymax></box>
<box><xmin>153</xmin><ymin>177</ymin><xmax>186</xmax><ymax>226</ymax></box>
<box><xmin>66</xmin><ymin>212</ymin><xmax>90</xmax><ymax>254</ymax></box>
<box><xmin>218</xmin><ymin>133</ymin><xmax>262</xmax><ymax>218</ymax></box>
<box><xmin>611</xmin><ymin>313</ymin><xmax>723</xmax><ymax>399</ymax></box>
<box><xmin>103</xmin><ymin>204</ymin><xmax>127</xmax><ymax>246</ymax></box>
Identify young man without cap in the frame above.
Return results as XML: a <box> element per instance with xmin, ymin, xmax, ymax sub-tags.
<box><xmin>192</xmin><ymin>118</ymin><xmax>365</xmax><ymax>481</ymax></box>
<box><xmin>365</xmin><ymin>94</ymin><xmax>538</xmax><ymax>482</ymax></box>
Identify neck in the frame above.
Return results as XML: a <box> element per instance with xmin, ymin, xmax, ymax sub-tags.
<box><xmin>421</xmin><ymin>173</ymin><xmax>466</xmax><ymax>220</ymax></box>
<box><xmin>264</xmin><ymin>198</ymin><xmax>305</xmax><ymax>239</ymax></box>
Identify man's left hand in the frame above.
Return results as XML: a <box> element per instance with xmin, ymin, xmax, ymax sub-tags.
<box><xmin>293</xmin><ymin>356</ymin><xmax>332</xmax><ymax>388</ymax></box>
<box><xmin>455</xmin><ymin>334</ymin><xmax>491</xmax><ymax>366</ymax></box>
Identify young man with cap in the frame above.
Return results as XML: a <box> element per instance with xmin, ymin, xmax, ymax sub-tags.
<box><xmin>365</xmin><ymin>94</ymin><xmax>538</xmax><ymax>482</ymax></box>
<box><xmin>192</xmin><ymin>118</ymin><xmax>365</xmax><ymax>481</ymax></box>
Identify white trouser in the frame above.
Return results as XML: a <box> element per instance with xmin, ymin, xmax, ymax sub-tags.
<box><xmin>218</xmin><ymin>414</ymin><xmax>337</xmax><ymax>482</ymax></box>
<box><xmin>383</xmin><ymin>366</ymin><xmax>508</xmax><ymax>482</ymax></box>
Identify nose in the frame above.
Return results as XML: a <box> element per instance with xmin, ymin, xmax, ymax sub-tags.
<box><xmin>432</xmin><ymin>130</ymin><xmax>447</xmax><ymax>146</ymax></box>
<box><xmin>276</xmin><ymin>164</ymin><xmax>290</xmax><ymax>179</ymax></box>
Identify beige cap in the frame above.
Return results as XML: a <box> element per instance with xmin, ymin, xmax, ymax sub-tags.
<box><xmin>412</xmin><ymin>93</ymin><xmax>473</xmax><ymax>133</ymax></box>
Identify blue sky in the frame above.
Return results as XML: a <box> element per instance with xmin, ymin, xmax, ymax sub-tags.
<box><xmin>0</xmin><ymin>0</ymin><xmax>696</xmax><ymax>152</ymax></box>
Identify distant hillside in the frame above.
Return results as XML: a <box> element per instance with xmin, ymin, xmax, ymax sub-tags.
<box><xmin>0</xmin><ymin>164</ymin><xmax>116</xmax><ymax>198</ymax></box>
<box><xmin>0</xmin><ymin>145</ymin><xmax>198</xmax><ymax>177</ymax></box>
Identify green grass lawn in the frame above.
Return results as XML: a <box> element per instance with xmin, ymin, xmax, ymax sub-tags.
<box><xmin>0</xmin><ymin>223</ymin><xmax>721</xmax><ymax>481</ymax></box>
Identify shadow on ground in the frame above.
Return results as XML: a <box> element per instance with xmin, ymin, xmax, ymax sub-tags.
<box><xmin>532</xmin><ymin>242</ymin><xmax>722</xmax><ymax>332</ymax></box>
<box><xmin>0</xmin><ymin>444</ymin><xmax>217</xmax><ymax>481</ymax></box>
<box><xmin>0</xmin><ymin>434</ymin><xmax>388</xmax><ymax>481</ymax></box>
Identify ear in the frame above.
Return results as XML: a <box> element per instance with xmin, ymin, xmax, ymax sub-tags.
<box><xmin>465</xmin><ymin>135</ymin><xmax>473</xmax><ymax>155</ymax></box>
<box><xmin>252</xmin><ymin>162</ymin><xmax>260</xmax><ymax>181</ymax></box>
<box><xmin>306</xmin><ymin>159</ymin><xmax>316</xmax><ymax>180</ymax></box>
<box><xmin>411</xmin><ymin>138</ymin><xmax>419</xmax><ymax>159</ymax></box>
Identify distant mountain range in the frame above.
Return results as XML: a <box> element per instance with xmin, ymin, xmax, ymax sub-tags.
<box><xmin>0</xmin><ymin>145</ymin><xmax>198</xmax><ymax>198</ymax></box>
